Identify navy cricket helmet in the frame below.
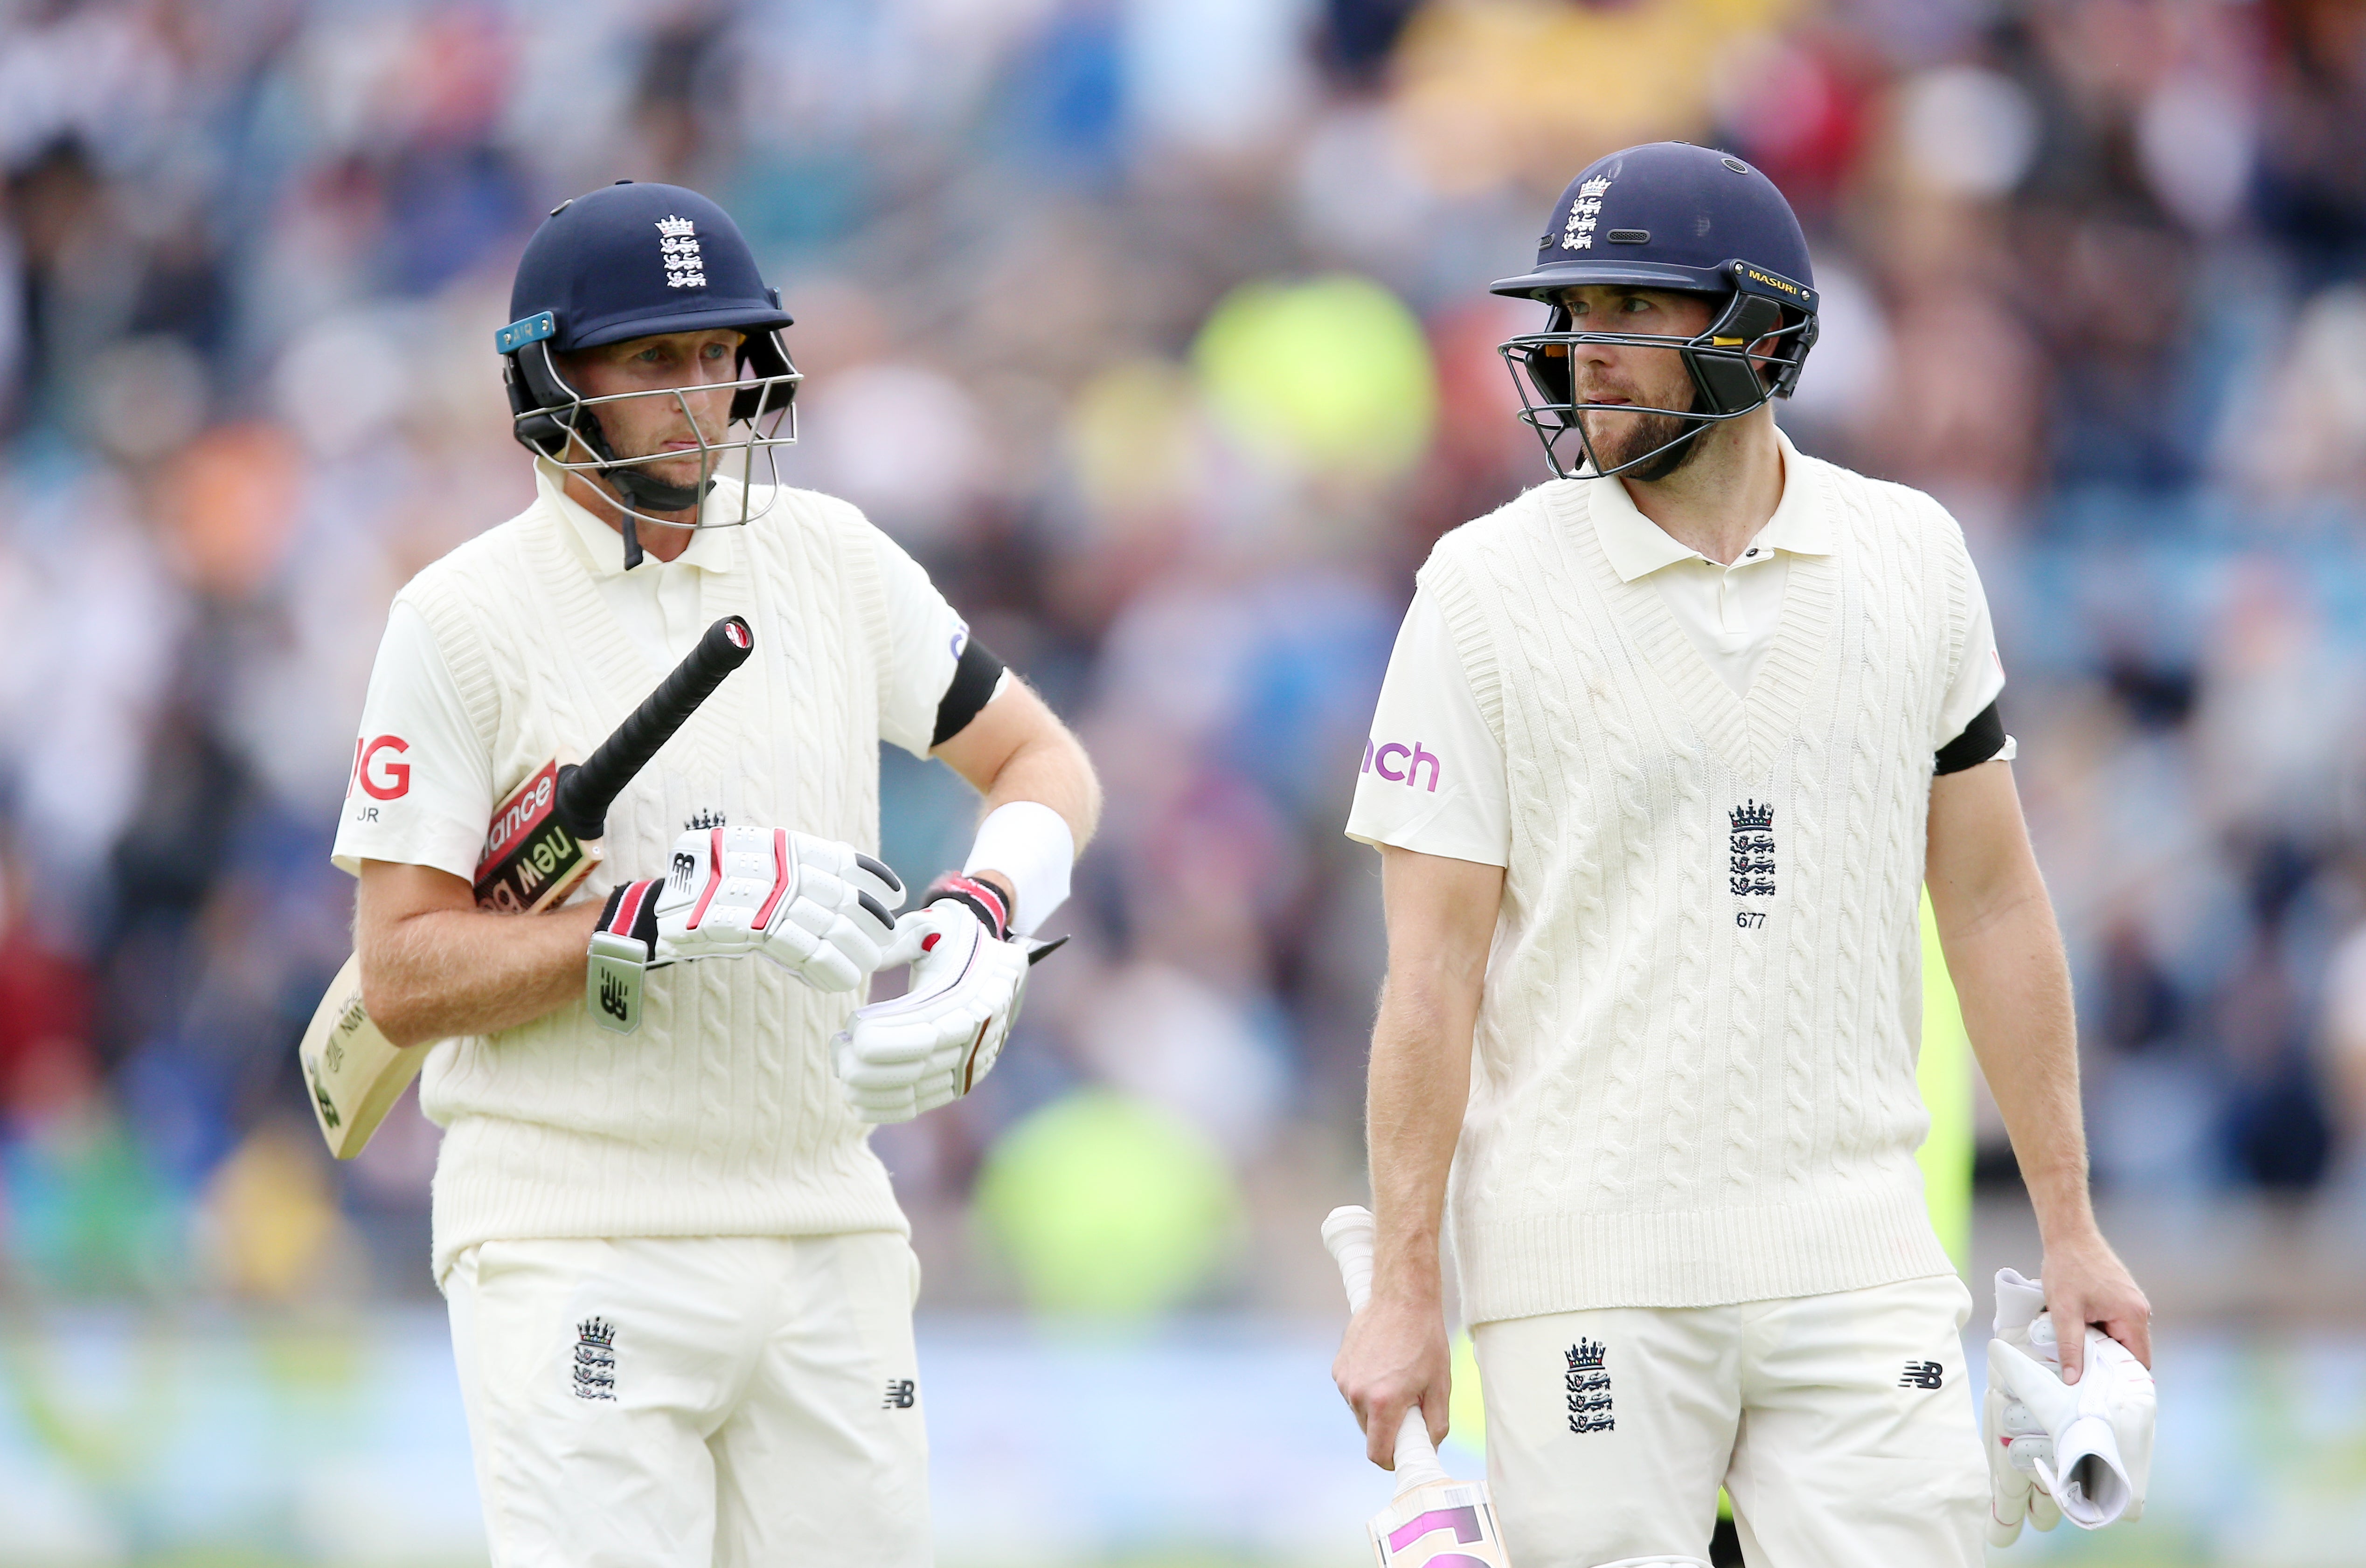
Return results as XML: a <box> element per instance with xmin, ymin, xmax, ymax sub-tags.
<box><xmin>1492</xmin><ymin>142</ymin><xmax>1819</xmax><ymax>480</ymax></box>
<box><xmin>498</xmin><ymin>181</ymin><xmax>801</xmax><ymax>567</ymax></box>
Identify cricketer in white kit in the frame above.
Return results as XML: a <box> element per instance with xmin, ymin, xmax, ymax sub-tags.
<box><xmin>332</xmin><ymin>182</ymin><xmax>1099</xmax><ymax>1568</ymax></box>
<box><xmin>1330</xmin><ymin>143</ymin><xmax>2152</xmax><ymax>1568</ymax></box>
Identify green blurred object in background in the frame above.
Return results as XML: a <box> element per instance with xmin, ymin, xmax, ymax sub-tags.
<box><xmin>1919</xmin><ymin>890</ymin><xmax>1974</xmax><ymax>1275</ymax></box>
<box><xmin>973</xmin><ymin>1090</ymin><xmax>1244</xmax><ymax>1317</ymax></box>
<box><xmin>1191</xmin><ymin>275</ymin><xmax>1438</xmax><ymax>479</ymax></box>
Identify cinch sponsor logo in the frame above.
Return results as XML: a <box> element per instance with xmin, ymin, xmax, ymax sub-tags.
<box><xmin>482</xmin><ymin>764</ymin><xmax>558</xmax><ymax>863</ymax></box>
<box><xmin>353</xmin><ymin>735</ymin><xmax>411</xmax><ymax>801</ymax></box>
<box><xmin>1362</xmin><ymin>738</ymin><xmax>1441</xmax><ymax>792</ymax></box>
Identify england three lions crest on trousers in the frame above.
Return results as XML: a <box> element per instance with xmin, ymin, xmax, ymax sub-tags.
<box><xmin>573</xmin><ymin>1317</ymin><xmax>618</xmax><ymax>1401</ymax></box>
<box><xmin>1566</xmin><ymin>1338</ymin><xmax>1614</xmax><ymax>1434</ymax></box>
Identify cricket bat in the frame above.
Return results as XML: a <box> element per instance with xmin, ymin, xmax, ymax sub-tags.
<box><xmin>1324</xmin><ymin>1205</ymin><xmax>1513</xmax><ymax>1568</ymax></box>
<box><xmin>299</xmin><ymin>615</ymin><xmax>756</xmax><ymax>1158</ymax></box>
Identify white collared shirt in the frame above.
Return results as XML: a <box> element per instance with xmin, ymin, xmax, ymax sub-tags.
<box><xmin>547</xmin><ymin>458</ymin><xmax>747</xmax><ymax>675</ymax></box>
<box><xmin>1347</xmin><ymin>435</ymin><xmax>2011</xmax><ymax>867</ymax></box>
<box><xmin>333</xmin><ymin>463</ymin><xmax>969</xmax><ymax>881</ymax></box>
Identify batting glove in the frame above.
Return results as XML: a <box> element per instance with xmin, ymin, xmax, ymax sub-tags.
<box><xmin>831</xmin><ymin>875</ymin><xmax>1056</xmax><ymax>1123</ymax></box>
<box><xmin>585</xmin><ymin>827</ymin><xmax>904</xmax><ymax>1032</ymax></box>
<box><xmin>1985</xmin><ymin>1267</ymin><xmax>2061</xmax><ymax>1545</ymax></box>
<box><xmin>1984</xmin><ymin>1267</ymin><xmax>2155</xmax><ymax>1544</ymax></box>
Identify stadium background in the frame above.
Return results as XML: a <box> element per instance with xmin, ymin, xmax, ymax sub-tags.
<box><xmin>4</xmin><ymin>0</ymin><xmax>2366</xmax><ymax>1563</ymax></box>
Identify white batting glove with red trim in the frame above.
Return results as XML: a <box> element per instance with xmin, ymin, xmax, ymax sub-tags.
<box><xmin>592</xmin><ymin>826</ymin><xmax>903</xmax><ymax>1007</ymax></box>
<box><xmin>832</xmin><ymin>876</ymin><xmax>1051</xmax><ymax>1123</ymax></box>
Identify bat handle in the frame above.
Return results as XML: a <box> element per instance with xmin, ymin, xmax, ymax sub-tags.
<box><xmin>1324</xmin><ymin>1204</ymin><xmax>1455</xmax><ymax>1492</ymax></box>
<box><xmin>556</xmin><ymin>616</ymin><xmax>755</xmax><ymax>840</ymax></box>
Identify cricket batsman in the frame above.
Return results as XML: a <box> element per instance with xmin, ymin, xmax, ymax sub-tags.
<box><xmin>333</xmin><ymin>181</ymin><xmax>1099</xmax><ymax>1566</ymax></box>
<box><xmin>1331</xmin><ymin>143</ymin><xmax>2151</xmax><ymax>1566</ymax></box>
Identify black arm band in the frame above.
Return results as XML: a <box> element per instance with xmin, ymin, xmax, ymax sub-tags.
<box><xmin>931</xmin><ymin>639</ymin><xmax>1005</xmax><ymax>748</ymax></box>
<box><xmin>1934</xmin><ymin>698</ymin><xmax>2007</xmax><ymax>775</ymax></box>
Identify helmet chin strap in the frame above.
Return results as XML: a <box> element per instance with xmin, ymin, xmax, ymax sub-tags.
<box><xmin>607</xmin><ymin>463</ymin><xmax>711</xmax><ymax>517</ymax></box>
<box><xmin>568</xmin><ymin>408</ymin><xmax>715</xmax><ymax>570</ymax></box>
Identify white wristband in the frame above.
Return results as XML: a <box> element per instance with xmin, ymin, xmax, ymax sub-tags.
<box><xmin>964</xmin><ymin>800</ymin><xmax>1074</xmax><ymax>935</ymax></box>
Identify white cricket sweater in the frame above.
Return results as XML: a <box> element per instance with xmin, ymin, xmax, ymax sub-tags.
<box><xmin>398</xmin><ymin>481</ymin><xmax>908</xmax><ymax>1283</ymax></box>
<box><xmin>1422</xmin><ymin>454</ymin><xmax>1970</xmax><ymax>1323</ymax></box>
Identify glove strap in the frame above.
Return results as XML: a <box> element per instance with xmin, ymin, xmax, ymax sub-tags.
<box><xmin>588</xmin><ymin>879</ymin><xmax>662</xmax><ymax>1034</ymax></box>
<box><xmin>926</xmin><ymin>873</ymin><xmax>1010</xmax><ymax>942</ymax></box>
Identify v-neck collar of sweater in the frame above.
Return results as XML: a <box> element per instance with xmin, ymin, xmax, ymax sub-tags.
<box><xmin>1548</xmin><ymin>445</ymin><xmax>1840</xmax><ymax>776</ymax></box>
<box><xmin>511</xmin><ymin>461</ymin><xmax>769</xmax><ymax>708</ymax></box>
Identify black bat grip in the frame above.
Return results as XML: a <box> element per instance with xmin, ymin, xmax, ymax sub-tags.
<box><xmin>554</xmin><ymin>616</ymin><xmax>754</xmax><ymax>841</ymax></box>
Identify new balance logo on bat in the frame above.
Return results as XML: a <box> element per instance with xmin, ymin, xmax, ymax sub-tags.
<box><xmin>306</xmin><ymin>1057</ymin><xmax>340</xmax><ymax>1129</ymax></box>
<box><xmin>1898</xmin><ymin>1360</ymin><xmax>1944</xmax><ymax>1390</ymax></box>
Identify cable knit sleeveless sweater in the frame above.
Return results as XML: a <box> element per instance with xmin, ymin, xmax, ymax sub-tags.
<box><xmin>1421</xmin><ymin>456</ymin><xmax>1971</xmax><ymax>1322</ymax></box>
<box><xmin>398</xmin><ymin>482</ymin><xmax>906</xmax><ymax>1283</ymax></box>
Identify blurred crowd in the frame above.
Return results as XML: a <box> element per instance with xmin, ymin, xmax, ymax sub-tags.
<box><xmin>3</xmin><ymin>0</ymin><xmax>2366</xmax><ymax>1311</ymax></box>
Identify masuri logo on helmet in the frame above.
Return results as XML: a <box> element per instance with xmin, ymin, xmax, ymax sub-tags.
<box><xmin>1492</xmin><ymin>142</ymin><xmax>1822</xmax><ymax>482</ymax></box>
<box><xmin>495</xmin><ymin>181</ymin><xmax>803</xmax><ymax>569</ymax></box>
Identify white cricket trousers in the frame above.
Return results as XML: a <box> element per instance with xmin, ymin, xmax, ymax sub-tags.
<box><xmin>1473</xmin><ymin>1272</ymin><xmax>1986</xmax><ymax>1568</ymax></box>
<box><xmin>445</xmin><ymin>1232</ymin><xmax>930</xmax><ymax>1568</ymax></box>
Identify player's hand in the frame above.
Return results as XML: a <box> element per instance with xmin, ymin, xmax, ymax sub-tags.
<box><xmin>1333</xmin><ymin>1290</ymin><xmax>1452</xmax><ymax>1470</ymax></box>
<box><xmin>2035</xmin><ymin>1230</ymin><xmax>2151</xmax><ymax>1382</ymax></box>
<box><xmin>600</xmin><ymin>826</ymin><xmax>905</xmax><ymax>991</ymax></box>
<box><xmin>830</xmin><ymin>877</ymin><xmax>1041</xmax><ymax>1123</ymax></box>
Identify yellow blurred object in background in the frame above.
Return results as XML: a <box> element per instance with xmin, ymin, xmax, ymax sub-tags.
<box><xmin>973</xmin><ymin>1090</ymin><xmax>1243</xmax><ymax>1317</ymax></box>
<box><xmin>1918</xmin><ymin>889</ymin><xmax>1974</xmax><ymax>1274</ymax></box>
<box><xmin>1192</xmin><ymin>275</ymin><xmax>1437</xmax><ymax>481</ymax></box>
<box><xmin>1064</xmin><ymin>357</ymin><xmax>1204</xmax><ymax>534</ymax></box>
<box><xmin>197</xmin><ymin>1120</ymin><xmax>362</xmax><ymax>1302</ymax></box>
<box><xmin>1391</xmin><ymin>0</ymin><xmax>1799</xmax><ymax>191</ymax></box>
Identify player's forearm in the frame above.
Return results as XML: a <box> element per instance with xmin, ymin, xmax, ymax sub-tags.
<box><xmin>1365</xmin><ymin>847</ymin><xmax>1503</xmax><ymax>1307</ymax></box>
<box><xmin>361</xmin><ymin>902</ymin><xmax>603</xmax><ymax>1047</ymax></box>
<box><xmin>937</xmin><ymin>679</ymin><xmax>1102</xmax><ymax>852</ymax></box>
<box><xmin>977</xmin><ymin>726</ymin><xmax>1100</xmax><ymax>850</ymax></box>
<box><xmin>1938</xmin><ymin>877</ymin><xmax>2095</xmax><ymax>1242</ymax></box>
<box><xmin>1365</xmin><ymin>965</ymin><xmax>1477</xmax><ymax>1306</ymax></box>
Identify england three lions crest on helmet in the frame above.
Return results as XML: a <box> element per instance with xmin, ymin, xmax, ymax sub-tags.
<box><xmin>657</xmin><ymin>214</ymin><xmax>707</xmax><ymax>290</ymax></box>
